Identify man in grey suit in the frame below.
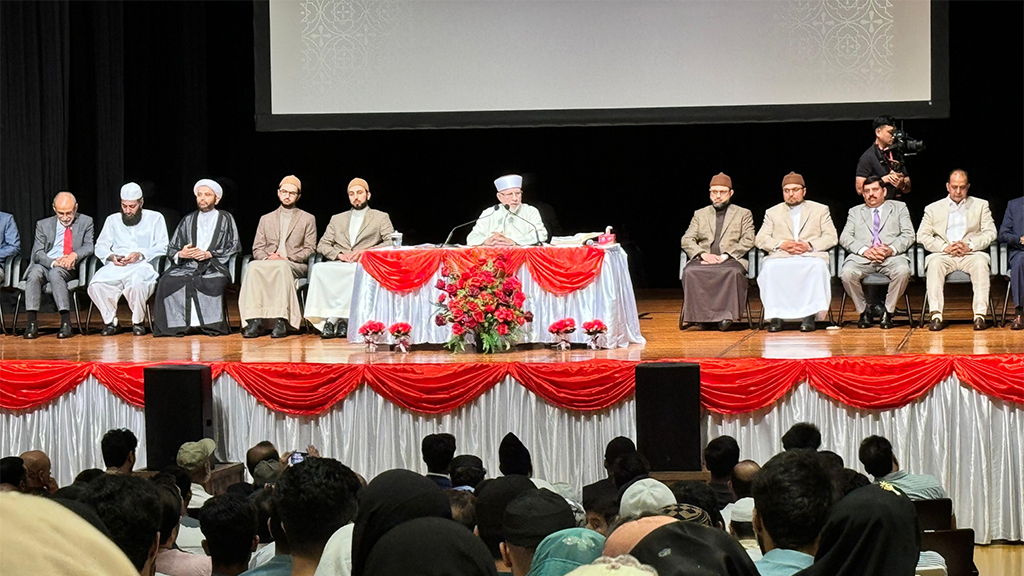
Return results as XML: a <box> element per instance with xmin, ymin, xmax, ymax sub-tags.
<box><xmin>839</xmin><ymin>176</ymin><xmax>915</xmax><ymax>329</ymax></box>
<box><xmin>23</xmin><ymin>192</ymin><xmax>95</xmax><ymax>339</ymax></box>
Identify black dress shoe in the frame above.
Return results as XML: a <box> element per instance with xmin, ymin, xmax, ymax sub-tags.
<box><xmin>973</xmin><ymin>317</ymin><xmax>987</xmax><ymax>331</ymax></box>
<box><xmin>271</xmin><ymin>319</ymin><xmax>288</xmax><ymax>339</ymax></box>
<box><xmin>718</xmin><ymin>319</ymin><xmax>733</xmax><ymax>331</ymax></box>
<box><xmin>767</xmin><ymin>318</ymin><xmax>784</xmax><ymax>332</ymax></box>
<box><xmin>57</xmin><ymin>322</ymin><xmax>73</xmax><ymax>339</ymax></box>
<box><xmin>242</xmin><ymin>321</ymin><xmax>262</xmax><ymax>339</ymax></box>
<box><xmin>857</xmin><ymin>311</ymin><xmax>873</xmax><ymax>329</ymax></box>
<box><xmin>23</xmin><ymin>321</ymin><xmax>39</xmax><ymax>340</ymax></box>
<box><xmin>132</xmin><ymin>324</ymin><xmax>147</xmax><ymax>336</ymax></box>
<box><xmin>100</xmin><ymin>323</ymin><xmax>118</xmax><ymax>336</ymax></box>
<box><xmin>879</xmin><ymin>311</ymin><xmax>894</xmax><ymax>330</ymax></box>
<box><xmin>337</xmin><ymin>319</ymin><xmax>348</xmax><ymax>338</ymax></box>
<box><xmin>800</xmin><ymin>315</ymin><xmax>816</xmax><ymax>332</ymax></box>
<box><xmin>321</xmin><ymin>321</ymin><xmax>337</xmax><ymax>339</ymax></box>
<box><xmin>928</xmin><ymin>317</ymin><xmax>944</xmax><ymax>331</ymax></box>
<box><xmin>1011</xmin><ymin>315</ymin><xmax>1024</xmax><ymax>331</ymax></box>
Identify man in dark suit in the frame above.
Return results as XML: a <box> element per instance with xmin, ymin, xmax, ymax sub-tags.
<box><xmin>23</xmin><ymin>192</ymin><xmax>95</xmax><ymax>339</ymax></box>
<box><xmin>998</xmin><ymin>196</ymin><xmax>1024</xmax><ymax>329</ymax></box>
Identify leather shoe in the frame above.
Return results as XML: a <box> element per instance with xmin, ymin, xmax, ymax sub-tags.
<box><xmin>800</xmin><ymin>315</ymin><xmax>816</xmax><ymax>332</ymax></box>
<box><xmin>271</xmin><ymin>319</ymin><xmax>288</xmax><ymax>338</ymax></box>
<box><xmin>23</xmin><ymin>321</ymin><xmax>39</xmax><ymax>340</ymax></box>
<box><xmin>973</xmin><ymin>317</ymin><xmax>987</xmax><ymax>331</ymax></box>
<box><xmin>242</xmin><ymin>321</ymin><xmax>262</xmax><ymax>339</ymax></box>
<box><xmin>337</xmin><ymin>319</ymin><xmax>348</xmax><ymax>338</ymax></box>
<box><xmin>766</xmin><ymin>318</ymin><xmax>784</xmax><ymax>332</ymax></box>
<box><xmin>100</xmin><ymin>323</ymin><xmax>118</xmax><ymax>336</ymax></box>
<box><xmin>928</xmin><ymin>316</ymin><xmax>944</xmax><ymax>331</ymax></box>
<box><xmin>57</xmin><ymin>322</ymin><xmax>73</xmax><ymax>339</ymax></box>
<box><xmin>857</xmin><ymin>311</ymin><xmax>873</xmax><ymax>329</ymax></box>
<box><xmin>1011</xmin><ymin>315</ymin><xmax>1024</xmax><ymax>331</ymax></box>
<box><xmin>879</xmin><ymin>311</ymin><xmax>894</xmax><ymax>330</ymax></box>
<box><xmin>132</xmin><ymin>324</ymin><xmax>147</xmax><ymax>336</ymax></box>
<box><xmin>321</xmin><ymin>321</ymin><xmax>337</xmax><ymax>339</ymax></box>
<box><xmin>718</xmin><ymin>319</ymin><xmax>733</xmax><ymax>331</ymax></box>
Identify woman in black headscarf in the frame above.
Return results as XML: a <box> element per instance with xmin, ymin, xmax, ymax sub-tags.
<box><xmin>350</xmin><ymin>469</ymin><xmax>453</xmax><ymax>576</ymax></box>
<box><xmin>629</xmin><ymin>520</ymin><xmax>760</xmax><ymax>576</ymax></box>
<box><xmin>795</xmin><ymin>484</ymin><xmax>920</xmax><ymax>576</ymax></box>
<box><xmin>364</xmin><ymin>517</ymin><xmax>499</xmax><ymax>576</ymax></box>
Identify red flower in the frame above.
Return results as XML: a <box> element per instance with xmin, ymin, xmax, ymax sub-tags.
<box><xmin>438</xmin><ymin>293</ymin><xmax>447</xmax><ymax>304</ymax></box>
<box><xmin>583</xmin><ymin>319</ymin><xmax>607</xmax><ymax>334</ymax></box>
<box><xmin>359</xmin><ymin>320</ymin><xmax>386</xmax><ymax>335</ymax></box>
<box><xmin>496</xmin><ymin>324</ymin><xmax>509</xmax><ymax>335</ymax></box>
<box><xmin>435</xmin><ymin>314</ymin><xmax>447</xmax><ymax>326</ymax></box>
<box><xmin>473</xmin><ymin>311</ymin><xmax>485</xmax><ymax>323</ymax></box>
<box><xmin>446</xmin><ymin>284</ymin><xmax>458</xmax><ymax>295</ymax></box>
<box><xmin>524</xmin><ymin>311</ymin><xmax>534</xmax><ymax>323</ymax></box>
<box><xmin>435</xmin><ymin>279</ymin><xmax>446</xmax><ymax>290</ymax></box>
<box><xmin>484</xmin><ymin>305</ymin><xmax>495</xmax><ymax>313</ymax></box>
<box><xmin>513</xmin><ymin>292</ymin><xmax>526</xmax><ymax>307</ymax></box>
<box><xmin>516</xmin><ymin>317</ymin><xmax>526</xmax><ymax>326</ymax></box>
<box><xmin>452</xmin><ymin>323</ymin><xmax>465</xmax><ymax>336</ymax></box>
<box><xmin>389</xmin><ymin>322</ymin><xmax>412</xmax><ymax>336</ymax></box>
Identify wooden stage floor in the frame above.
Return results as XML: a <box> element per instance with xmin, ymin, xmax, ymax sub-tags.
<box><xmin>2</xmin><ymin>285</ymin><xmax>1019</xmax><ymax>363</ymax></box>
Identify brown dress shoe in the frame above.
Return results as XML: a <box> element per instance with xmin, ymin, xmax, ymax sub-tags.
<box><xmin>973</xmin><ymin>317</ymin><xmax>987</xmax><ymax>331</ymax></box>
<box><xmin>1012</xmin><ymin>315</ymin><xmax>1024</xmax><ymax>330</ymax></box>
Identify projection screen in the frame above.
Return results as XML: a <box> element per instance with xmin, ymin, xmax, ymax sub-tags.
<box><xmin>254</xmin><ymin>0</ymin><xmax>948</xmax><ymax>130</ymax></box>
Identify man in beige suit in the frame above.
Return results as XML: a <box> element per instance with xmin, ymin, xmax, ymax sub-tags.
<box><xmin>839</xmin><ymin>176</ymin><xmax>916</xmax><ymax>329</ymax></box>
<box><xmin>240</xmin><ymin>175</ymin><xmax>318</xmax><ymax>338</ymax></box>
<box><xmin>304</xmin><ymin>177</ymin><xmax>395</xmax><ymax>338</ymax></box>
<box><xmin>680</xmin><ymin>172</ymin><xmax>756</xmax><ymax>330</ymax></box>
<box><xmin>917</xmin><ymin>169</ymin><xmax>997</xmax><ymax>331</ymax></box>
<box><xmin>756</xmin><ymin>172</ymin><xmax>838</xmax><ymax>332</ymax></box>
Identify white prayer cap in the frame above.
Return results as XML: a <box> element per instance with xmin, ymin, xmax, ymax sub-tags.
<box><xmin>194</xmin><ymin>178</ymin><xmax>223</xmax><ymax>199</ymax></box>
<box><xmin>494</xmin><ymin>174</ymin><xmax>523</xmax><ymax>192</ymax></box>
<box><xmin>619</xmin><ymin>478</ymin><xmax>676</xmax><ymax>519</ymax></box>
<box><xmin>120</xmin><ymin>182</ymin><xmax>143</xmax><ymax>201</ymax></box>
<box><xmin>730</xmin><ymin>497</ymin><xmax>755</xmax><ymax>523</ymax></box>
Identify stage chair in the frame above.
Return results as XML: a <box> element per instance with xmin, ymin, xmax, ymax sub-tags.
<box><xmin>85</xmin><ymin>255</ymin><xmax>168</xmax><ymax>335</ymax></box>
<box><xmin>915</xmin><ymin>244</ymin><xmax>998</xmax><ymax>327</ymax></box>
<box><xmin>835</xmin><ymin>246</ymin><xmax>914</xmax><ymax>326</ymax></box>
<box><xmin>756</xmin><ymin>247</ymin><xmax>837</xmax><ymax>328</ymax></box>
<box><xmin>913</xmin><ymin>498</ymin><xmax>954</xmax><ymax>531</ymax></box>
<box><xmin>920</xmin><ymin>529</ymin><xmax>977</xmax><ymax>576</ymax></box>
<box><xmin>998</xmin><ymin>243</ymin><xmax>1014</xmax><ymax>327</ymax></box>
<box><xmin>1</xmin><ymin>255</ymin><xmax>22</xmax><ymax>335</ymax></box>
<box><xmin>677</xmin><ymin>247</ymin><xmax>757</xmax><ymax>330</ymax></box>
<box><xmin>238</xmin><ymin>253</ymin><xmax>315</xmax><ymax>332</ymax></box>
<box><xmin>12</xmin><ymin>256</ymin><xmax>92</xmax><ymax>335</ymax></box>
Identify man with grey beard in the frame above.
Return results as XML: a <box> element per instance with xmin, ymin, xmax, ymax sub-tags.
<box><xmin>88</xmin><ymin>182</ymin><xmax>168</xmax><ymax>335</ymax></box>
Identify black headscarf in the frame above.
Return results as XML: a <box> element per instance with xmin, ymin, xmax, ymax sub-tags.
<box><xmin>364</xmin><ymin>517</ymin><xmax>499</xmax><ymax>576</ymax></box>
<box><xmin>350</xmin><ymin>469</ymin><xmax>452</xmax><ymax>576</ymax></box>
<box><xmin>630</xmin><ymin>520</ymin><xmax>760</xmax><ymax>576</ymax></box>
<box><xmin>795</xmin><ymin>484</ymin><xmax>920</xmax><ymax>576</ymax></box>
<box><xmin>499</xmin><ymin>433</ymin><xmax>532</xmax><ymax>476</ymax></box>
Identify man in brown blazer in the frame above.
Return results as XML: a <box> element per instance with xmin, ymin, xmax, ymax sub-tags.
<box><xmin>680</xmin><ymin>172</ymin><xmax>756</xmax><ymax>330</ymax></box>
<box><xmin>304</xmin><ymin>177</ymin><xmax>395</xmax><ymax>338</ymax></box>
<box><xmin>917</xmin><ymin>169</ymin><xmax>997</xmax><ymax>331</ymax></box>
<box><xmin>755</xmin><ymin>172</ymin><xmax>839</xmax><ymax>332</ymax></box>
<box><xmin>240</xmin><ymin>175</ymin><xmax>318</xmax><ymax>338</ymax></box>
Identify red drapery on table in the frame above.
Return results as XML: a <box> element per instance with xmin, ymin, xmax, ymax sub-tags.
<box><xmin>2</xmin><ymin>355</ymin><xmax>1021</xmax><ymax>415</ymax></box>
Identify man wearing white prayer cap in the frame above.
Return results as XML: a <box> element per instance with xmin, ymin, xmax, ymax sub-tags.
<box><xmin>88</xmin><ymin>182</ymin><xmax>170</xmax><ymax>335</ymax></box>
<box><xmin>153</xmin><ymin>178</ymin><xmax>241</xmax><ymax>336</ymax></box>
<box><xmin>466</xmin><ymin>174</ymin><xmax>548</xmax><ymax>246</ymax></box>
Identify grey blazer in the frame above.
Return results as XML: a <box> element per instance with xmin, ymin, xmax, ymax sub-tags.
<box><xmin>317</xmin><ymin>208</ymin><xmax>394</xmax><ymax>260</ymax></box>
<box><xmin>30</xmin><ymin>214</ymin><xmax>95</xmax><ymax>267</ymax></box>
<box><xmin>840</xmin><ymin>200</ymin><xmax>916</xmax><ymax>264</ymax></box>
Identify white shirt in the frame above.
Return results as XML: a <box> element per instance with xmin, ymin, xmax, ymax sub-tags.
<box><xmin>46</xmin><ymin>219</ymin><xmax>74</xmax><ymax>260</ymax></box>
<box><xmin>466</xmin><ymin>203</ymin><xmax>548</xmax><ymax>246</ymax></box>
<box><xmin>95</xmin><ymin>210</ymin><xmax>169</xmax><ymax>263</ymax></box>
<box><xmin>946</xmin><ymin>197</ymin><xmax>968</xmax><ymax>245</ymax></box>
<box><xmin>195</xmin><ymin>210</ymin><xmax>219</xmax><ymax>251</ymax></box>
<box><xmin>789</xmin><ymin>204</ymin><xmax>803</xmax><ymax>242</ymax></box>
<box><xmin>348</xmin><ymin>208</ymin><xmax>367</xmax><ymax>245</ymax></box>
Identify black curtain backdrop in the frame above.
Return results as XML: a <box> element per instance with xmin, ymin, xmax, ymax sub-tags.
<box><xmin>2</xmin><ymin>1</ymin><xmax>1022</xmax><ymax>288</ymax></box>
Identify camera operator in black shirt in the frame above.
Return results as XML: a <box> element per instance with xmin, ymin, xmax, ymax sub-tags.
<box><xmin>855</xmin><ymin>115</ymin><xmax>912</xmax><ymax>200</ymax></box>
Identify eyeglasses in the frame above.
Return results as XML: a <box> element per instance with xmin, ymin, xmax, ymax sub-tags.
<box><xmin>783</xmin><ymin>187</ymin><xmax>805</xmax><ymax>194</ymax></box>
<box><xmin>278</xmin><ymin>188</ymin><xmax>299</xmax><ymax>196</ymax></box>
<box><xmin>498</xmin><ymin>190</ymin><xmax>522</xmax><ymax>197</ymax></box>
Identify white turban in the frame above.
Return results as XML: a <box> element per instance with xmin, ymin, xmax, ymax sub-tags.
<box><xmin>120</xmin><ymin>182</ymin><xmax>143</xmax><ymax>201</ymax></box>
<box><xmin>494</xmin><ymin>174</ymin><xmax>523</xmax><ymax>192</ymax></box>
<box><xmin>194</xmin><ymin>178</ymin><xmax>223</xmax><ymax>199</ymax></box>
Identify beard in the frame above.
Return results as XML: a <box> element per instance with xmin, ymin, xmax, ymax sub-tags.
<box><xmin>198</xmin><ymin>203</ymin><xmax>216</xmax><ymax>213</ymax></box>
<box><xmin>713</xmin><ymin>201</ymin><xmax>730</xmax><ymax>211</ymax></box>
<box><xmin>121</xmin><ymin>211</ymin><xmax>143</xmax><ymax>226</ymax></box>
<box><xmin>351</xmin><ymin>201</ymin><xmax>368</xmax><ymax>211</ymax></box>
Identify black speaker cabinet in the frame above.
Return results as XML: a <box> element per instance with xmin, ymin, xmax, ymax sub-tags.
<box><xmin>635</xmin><ymin>362</ymin><xmax>702</xmax><ymax>471</ymax></box>
<box><xmin>144</xmin><ymin>365</ymin><xmax>215</xmax><ymax>471</ymax></box>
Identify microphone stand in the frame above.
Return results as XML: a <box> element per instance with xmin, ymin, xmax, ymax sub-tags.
<box><xmin>441</xmin><ymin>205</ymin><xmax>502</xmax><ymax>246</ymax></box>
<box><xmin>503</xmin><ymin>204</ymin><xmax>543</xmax><ymax>246</ymax></box>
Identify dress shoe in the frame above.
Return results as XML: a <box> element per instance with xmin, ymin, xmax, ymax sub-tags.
<box><xmin>1011</xmin><ymin>315</ymin><xmax>1024</xmax><ymax>331</ymax></box>
<box><xmin>337</xmin><ymin>319</ymin><xmax>348</xmax><ymax>338</ymax></box>
<box><xmin>321</xmin><ymin>321</ymin><xmax>337</xmax><ymax>339</ymax></box>
<box><xmin>23</xmin><ymin>321</ymin><xmax>40</xmax><ymax>340</ymax></box>
<box><xmin>766</xmin><ymin>318</ymin><xmax>784</xmax><ymax>332</ymax></box>
<box><xmin>100</xmin><ymin>323</ymin><xmax>118</xmax><ymax>336</ymax></box>
<box><xmin>857</xmin><ymin>311</ymin><xmax>873</xmax><ymax>329</ymax></box>
<box><xmin>879</xmin><ymin>311</ymin><xmax>894</xmax><ymax>330</ymax></box>
<box><xmin>718</xmin><ymin>319</ymin><xmax>733</xmax><ymax>331</ymax></box>
<box><xmin>242</xmin><ymin>321</ymin><xmax>262</xmax><ymax>339</ymax></box>
<box><xmin>928</xmin><ymin>316</ymin><xmax>944</xmax><ymax>331</ymax></box>
<box><xmin>57</xmin><ymin>322</ymin><xmax>73</xmax><ymax>339</ymax></box>
<box><xmin>132</xmin><ymin>324</ymin><xmax>147</xmax><ymax>336</ymax></box>
<box><xmin>973</xmin><ymin>317</ymin><xmax>987</xmax><ymax>331</ymax></box>
<box><xmin>271</xmin><ymin>319</ymin><xmax>288</xmax><ymax>338</ymax></box>
<box><xmin>800</xmin><ymin>315</ymin><xmax>816</xmax><ymax>332</ymax></box>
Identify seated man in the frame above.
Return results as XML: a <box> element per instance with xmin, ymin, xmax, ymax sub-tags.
<box><xmin>917</xmin><ymin>169</ymin><xmax>997</xmax><ymax>331</ymax></box>
<box><xmin>101</xmin><ymin>427</ymin><xmax>138</xmax><ymax>475</ymax></box>
<box><xmin>304</xmin><ymin>177</ymin><xmax>394</xmax><ymax>339</ymax></box>
<box><xmin>467</xmin><ymin>175</ymin><xmax>548</xmax><ymax>246</ymax></box>
<box><xmin>200</xmin><ymin>494</ymin><xmax>258</xmax><ymax>576</ymax></box>
<box><xmin>839</xmin><ymin>176</ymin><xmax>915</xmax><ymax>329</ymax></box>
<box><xmin>85</xmin><ymin>474</ymin><xmax>163</xmax><ymax>576</ymax></box>
<box><xmin>0</xmin><ymin>210</ymin><xmax>20</xmax><ymax>285</ymax></box>
<box><xmin>177</xmin><ymin>438</ymin><xmax>217</xmax><ymax>511</ymax></box>
<box><xmin>23</xmin><ymin>192</ymin><xmax>95</xmax><ymax>339</ymax></box>
<box><xmin>859</xmin><ymin>435</ymin><xmax>947</xmax><ymax>500</ymax></box>
<box><xmin>756</xmin><ymin>172</ymin><xmax>838</xmax><ymax>332</ymax></box>
<box><xmin>499</xmin><ymin>489</ymin><xmax>576</xmax><ymax>576</ymax></box>
<box><xmin>19</xmin><ymin>450</ymin><xmax>57</xmax><ymax>495</ymax></box>
<box><xmin>88</xmin><ymin>182</ymin><xmax>169</xmax><ymax>336</ymax></box>
<box><xmin>680</xmin><ymin>172</ymin><xmax>756</xmax><ymax>331</ymax></box>
<box><xmin>704</xmin><ymin>436</ymin><xmax>739</xmax><ymax>509</ymax></box>
<box><xmin>154</xmin><ymin>179</ymin><xmax>241</xmax><ymax>336</ymax></box>
<box><xmin>239</xmin><ymin>175</ymin><xmax>317</xmax><ymax>339</ymax></box>
<box><xmin>422</xmin><ymin>433</ymin><xmax>456</xmax><ymax>489</ymax></box>
<box><xmin>998</xmin><ymin>195</ymin><xmax>1023</xmax><ymax>330</ymax></box>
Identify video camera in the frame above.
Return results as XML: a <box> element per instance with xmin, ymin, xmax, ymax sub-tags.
<box><xmin>886</xmin><ymin>122</ymin><xmax>925</xmax><ymax>173</ymax></box>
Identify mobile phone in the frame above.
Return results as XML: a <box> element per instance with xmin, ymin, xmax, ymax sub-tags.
<box><xmin>288</xmin><ymin>452</ymin><xmax>308</xmax><ymax>466</ymax></box>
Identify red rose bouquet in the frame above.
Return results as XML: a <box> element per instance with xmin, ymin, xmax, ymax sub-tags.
<box><xmin>389</xmin><ymin>322</ymin><xmax>413</xmax><ymax>353</ymax></box>
<box><xmin>434</xmin><ymin>254</ymin><xmax>533</xmax><ymax>353</ymax></box>
<box><xmin>359</xmin><ymin>320</ymin><xmax>386</xmax><ymax>353</ymax></box>
<box><xmin>549</xmin><ymin>318</ymin><xmax>576</xmax><ymax>351</ymax></box>
<box><xmin>582</xmin><ymin>319</ymin><xmax>608</xmax><ymax>350</ymax></box>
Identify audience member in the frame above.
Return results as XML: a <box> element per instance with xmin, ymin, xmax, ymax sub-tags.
<box><xmin>618</xmin><ymin>478</ymin><xmax>675</xmax><ymax>519</ymax></box>
<box><xmin>565</xmin><ymin>555</ymin><xmax>657</xmax><ymax>576</ymax></box>
<box><xmin>858</xmin><ymin>435</ymin><xmax>947</xmax><ymax>500</ymax></box>
<box><xmin>20</xmin><ymin>449</ymin><xmax>57</xmax><ymax>495</ymax></box>
<box><xmin>200</xmin><ymin>494</ymin><xmax>259</xmax><ymax>576</ymax></box>
<box><xmin>608</xmin><ymin>451</ymin><xmax>650</xmax><ymax>493</ymax></box>
<box><xmin>448</xmin><ymin>488</ymin><xmax>478</xmax><ymax>530</ymax></box>
<box><xmin>363</xmin><ymin>517</ymin><xmax>499</xmax><ymax>576</ymax></box>
<box><xmin>670</xmin><ymin>480</ymin><xmax>725</xmax><ymax>529</ymax></box>
<box><xmin>657</xmin><ymin>503</ymin><xmax>714</xmax><ymax>527</ymax></box>
<box><xmin>451</xmin><ymin>454</ymin><xmax>488</xmax><ymax>491</ymax></box>
<box><xmin>723</xmin><ymin>459</ymin><xmax>760</xmax><ymax>526</ymax></box>
<box><xmin>836</xmin><ymin>468</ymin><xmax>871</xmax><ymax>497</ymax></box>
<box><xmin>154</xmin><ymin>483</ymin><xmax>212</xmax><ymax>576</ymax></box>
<box><xmin>422</xmin><ymin>432</ymin><xmax>457</xmax><ymax>489</ymax></box>
<box><xmin>85</xmin><ymin>473</ymin><xmax>163</xmax><ymax>576</ymax></box>
<box><xmin>245</xmin><ymin>441</ymin><xmax>280</xmax><ymax>482</ymax></box>
<box><xmin>253</xmin><ymin>460</ymin><xmax>284</xmax><ymax>490</ymax></box>
<box><xmin>798</xmin><ymin>484</ymin><xmax>920</xmax><ymax>576</ymax></box>
<box><xmin>0</xmin><ymin>456</ymin><xmax>26</xmax><ymax>492</ymax></box>
<box><xmin>102</xmin><ymin>428</ymin><xmax>138</xmax><ymax>475</ymax></box>
<box><xmin>584</xmin><ymin>494</ymin><xmax>618</xmax><ymax>536</ymax></box>
<box><xmin>817</xmin><ymin>450</ymin><xmax>844</xmax><ymax>472</ymax></box>
<box><xmin>751</xmin><ymin>450</ymin><xmax>834</xmax><ymax>576</ymax></box>
<box><xmin>602</xmin><ymin>516</ymin><xmax>678</xmax><ymax>557</ymax></box>
<box><xmin>251</xmin><ymin>486</ymin><xmax>278</xmax><ymax>554</ymax></box>
<box><xmin>728</xmin><ymin>498</ymin><xmax>761</xmax><ymax>561</ymax></box>
<box><xmin>582</xmin><ymin>437</ymin><xmax>636</xmax><ymax>512</ymax></box>
<box><xmin>500</xmin><ymin>489</ymin><xmax>577</xmax><ymax>576</ymax></box>
<box><xmin>499</xmin><ymin>433</ymin><xmax>534</xmax><ymax>477</ymax></box>
<box><xmin>630</xmin><ymin>521</ymin><xmax>760</xmax><ymax>576</ymax></box>
<box><xmin>474</xmin><ymin>475</ymin><xmax>537</xmax><ymax>574</ymax></box>
<box><xmin>245</xmin><ymin>487</ymin><xmax>293</xmax><ymax>576</ymax></box>
<box><xmin>178</xmin><ymin>439</ymin><xmax>217</xmax><ymax>510</ymax></box>
<box><xmin>524</xmin><ymin>527</ymin><xmax>605</xmax><ymax>576</ymax></box>
<box><xmin>781</xmin><ymin>423</ymin><xmax>822</xmax><ymax>451</ymax></box>
<box><xmin>704</xmin><ymin>436</ymin><xmax>740</xmax><ymax>507</ymax></box>
<box><xmin>75</xmin><ymin>468</ymin><xmax>106</xmax><ymax>484</ymax></box>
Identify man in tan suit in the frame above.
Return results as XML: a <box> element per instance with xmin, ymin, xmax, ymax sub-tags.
<box><xmin>240</xmin><ymin>175</ymin><xmax>318</xmax><ymax>338</ymax></box>
<box><xmin>680</xmin><ymin>172</ymin><xmax>756</xmax><ymax>330</ymax></box>
<box><xmin>304</xmin><ymin>177</ymin><xmax>395</xmax><ymax>338</ymax></box>
<box><xmin>917</xmin><ymin>169</ymin><xmax>997</xmax><ymax>331</ymax></box>
<box><xmin>756</xmin><ymin>172</ymin><xmax>838</xmax><ymax>332</ymax></box>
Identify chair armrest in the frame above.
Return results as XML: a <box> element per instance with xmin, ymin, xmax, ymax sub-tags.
<box><xmin>746</xmin><ymin>247</ymin><xmax>758</xmax><ymax>279</ymax></box>
<box><xmin>226</xmin><ymin>254</ymin><xmax>241</xmax><ymax>284</ymax></box>
<box><xmin>989</xmin><ymin>243</ymin><xmax>1000</xmax><ymax>276</ymax></box>
<box><xmin>311</xmin><ymin>253</ymin><xmax>326</xmax><ymax>266</ymax></box>
<box><xmin>678</xmin><ymin>250</ymin><xmax>686</xmax><ymax>281</ymax></box>
<box><xmin>836</xmin><ymin>247</ymin><xmax>848</xmax><ymax>269</ymax></box>
<box><xmin>240</xmin><ymin>254</ymin><xmax>253</xmax><ymax>281</ymax></box>
<box><xmin>1</xmin><ymin>255</ymin><xmax>16</xmax><ymax>288</ymax></box>
<box><xmin>999</xmin><ymin>243</ymin><xmax>1008</xmax><ymax>276</ymax></box>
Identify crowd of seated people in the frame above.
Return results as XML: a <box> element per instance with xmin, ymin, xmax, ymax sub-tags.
<box><xmin>0</xmin><ymin>422</ymin><xmax>956</xmax><ymax>576</ymax></box>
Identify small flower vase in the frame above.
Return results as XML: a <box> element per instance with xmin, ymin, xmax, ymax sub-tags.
<box><xmin>587</xmin><ymin>333</ymin><xmax>605</xmax><ymax>350</ymax></box>
<box><xmin>364</xmin><ymin>334</ymin><xmax>380</xmax><ymax>354</ymax></box>
<box><xmin>395</xmin><ymin>335</ymin><xmax>411</xmax><ymax>354</ymax></box>
<box><xmin>556</xmin><ymin>333</ymin><xmax>572</xmax><ymax>351</ymax></box>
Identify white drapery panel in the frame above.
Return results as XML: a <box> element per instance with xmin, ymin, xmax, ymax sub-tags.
<box><xmin>2</xmin><ymin>374</ymin><xmax>1020</xmax><ymax>543</ymax></box>
<box><xmin>347</xmin><ymin>246</ymin><xmax>646</xmax><ymax>347</ymax></box>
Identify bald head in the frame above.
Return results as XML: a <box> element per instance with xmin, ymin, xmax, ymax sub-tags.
<box><xmin>53</xmin><ymin>192</ymin><xmax>78</xmax><ymax>226</ymax></box>
<box><xmin>731</xmin><ymin>459</ymin><xmax>761</xmax><ymax>499</ymax></box>
<box><xmin>19</xmin><ymin>450</ymin><xmax>53</xmax><ymax>494</ymax></box>
<box><xmin>245</xmin><ymin>441</ymin><xmax>279</xmax><ymax>476</ymax></box>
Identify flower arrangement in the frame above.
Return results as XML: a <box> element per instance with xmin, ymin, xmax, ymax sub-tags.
<box><xmin>434</xmin><ymin>254</ymin><xmax>533</xmax><ymax>353</ymax></box>
<box><xmin>358</xmin><ymin>320</ymin><xmax>386</xmax><ymax>353</ymax></box>
<box><xmin>582</xmin><ymin>319</ymin><xmax>608</xmax><ymax>350</ymax></box>
<box><xmin>389</xmin><ymin>322</ymin><xmax>412</xmax><ymax>353</ymax></box>
<box><xmin>549</xmin><ymin>318</ymin><xmax>576</xmax><ymax>351</ymax></box>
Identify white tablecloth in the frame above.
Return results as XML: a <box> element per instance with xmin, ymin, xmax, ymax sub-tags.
<box><xmin>347</xmin><ymin>245</ymin><xmax>646</xmax><ymax>347</ymax></box>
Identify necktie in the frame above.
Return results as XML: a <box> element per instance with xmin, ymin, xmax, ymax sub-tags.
<box><xmin>63</xmin><ymin>226</ymin><xmax>73</xmax><ymax>255</ymax></box>
<box><xmin>872</xmin><ymin>209</ymin><xmax>881</xmax><ymax>247</ymax></box>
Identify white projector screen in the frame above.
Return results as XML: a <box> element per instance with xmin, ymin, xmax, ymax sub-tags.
<box><xmin>254</xmin><ymin>0</ymin><xmax>948</xmax><ymax>130</ymax></box>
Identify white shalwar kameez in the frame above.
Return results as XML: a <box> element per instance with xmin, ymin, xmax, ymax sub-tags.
<box><xmin>87</xmin><ymin>210</ymin><xmax>169</xmax><ymax>325</ymax></box>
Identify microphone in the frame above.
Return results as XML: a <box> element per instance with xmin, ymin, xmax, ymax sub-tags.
<box><xmin>441</xmin><ymin>205</ymin><xmax>502</xmax><ymax>247</ymax></box>
<box><xmin>502</xmin><ymin>204</ymin><xmax>543</xmax><ymax>246</ymax></box>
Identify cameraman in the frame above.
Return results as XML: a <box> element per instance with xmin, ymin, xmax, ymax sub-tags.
<box><xmin>855</xmin><ymin>115</ymin><xmax>912</xmax><ymax>199</ymax></box>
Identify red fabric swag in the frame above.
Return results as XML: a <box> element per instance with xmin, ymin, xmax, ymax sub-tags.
<box><xmin>359</xmin><ymin>249</ymin><xmax>444</xmax><ymax>293</ymax></box>
<box><xmin>0</xmin><ymin>361</ymin><xmax>94</xmax><ymax>410</ymax></box>
<box><xmin>524</xmin><ymin>246</ymin><xmax>604</xmax><ymax>295</ymax></box>
<box><xmin>364</xmin><ymin>363</ymin><xmax>508</xmax><ymax>414</ymax></box>
<box><xmin>510</xmin><ymin>359</ymin><xmax>635</xmax><ymax>411</ymax></box>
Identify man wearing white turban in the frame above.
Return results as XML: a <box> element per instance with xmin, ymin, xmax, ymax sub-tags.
<box><xmin>466</xmin><ymin>175</ymin><xmax>548</xmax><ymax>246</ymax></box>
